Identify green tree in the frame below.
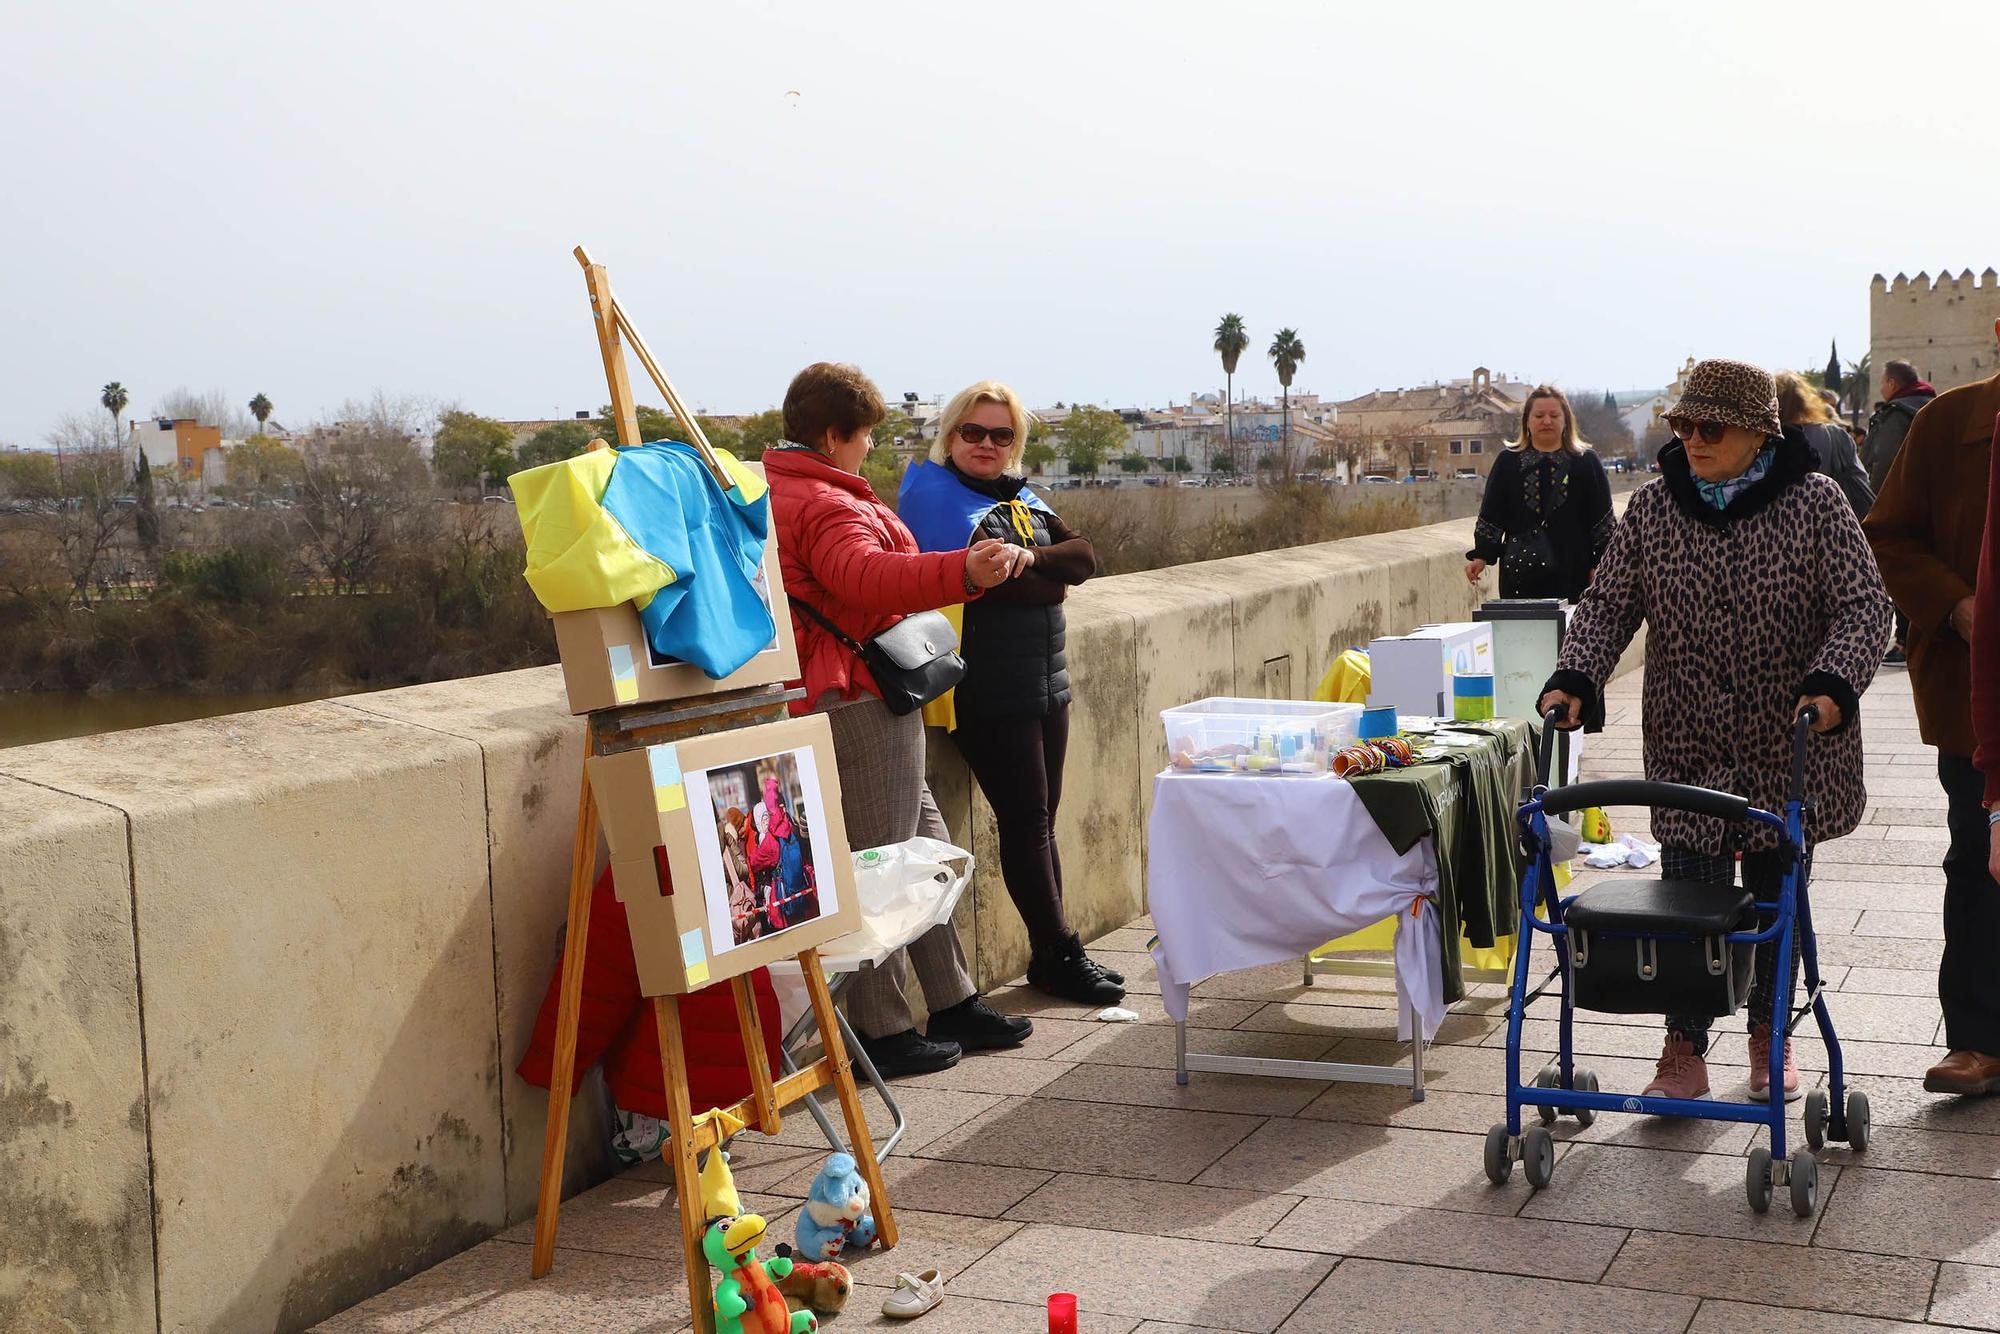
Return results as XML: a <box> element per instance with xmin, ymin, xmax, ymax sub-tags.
<box><xmin>432</xmin><ymin>410</ymin><xmax>515</xmax><ymax>489</ymax></box>
<box><xmin>248</xmin><ymin>392</ymin><xmax>273</xmax><ymax>433</ymax></box>
<box><xmin>0</xmin><ymin>450</ymin><xmax>60</xmax><ymax>498</ymax></box>
<box><xmin>226</xmin><ymin>434</ymin><xmax>306</xmax><ymax>495</ymax></box>
<box><xmin>594</xmin><ymin>402</ymin><xmax>678</xmax><ymax>444</ymax></box>
<box><xmin>1843</xmin><ymin>352</ymin><xmax>1872</xmax><ymax>415</ymax></box>
<box><xmin>859</xmin><ymin>448</ymin><xmax>905</xmax><ymax>499</ymax></box>
<box><xmin>736</xmin><ymin>409</ymin><xmax>786</xmax><ymax>459</ymax></box>
<box><xmin>101</xmin><ymin>381</ymin><xmax>129</xmax><ymax>445</ymax></box>
<box><xmin>1268</xmin><ymin>328</ymin><xmax>1306</xmax><ymax>459</ymax></box>
<box><xmin>514</xmin><ymin>420</ymin><xmax>597</xmax><ymax>474</ymax></box>
<box><xmin>1058</xmin><ymin>404</ymin><xmax>1126</xmax><ymax>476</ymax></box>
<box><xmin>1824</xmin><ymin>340</ymin><xmax>1843</xmax><ymax>396</ymax></box>
<box><xmin>134</xmin><ymin>452</ymin><xmax>160</xmax><ymax>551</ymax></box>
<box><xmin>1022</xmin><ymin>440</ymin><xmax>1058</xmax><ymax>473</ymax></box>
<box><xmin>873</xmin><ymin>410</ymin><xmax>917</xmax><ymax>451</ymax></box>
<box><xmin>1118</xmin><ymin>452</ymin><xmax>1150</xmax><ymax>474</ymax></box>
<box><xmin>1213</xmin><ymin>314</ymin><xmax>1248</xmax><ymax>446</ymax></box>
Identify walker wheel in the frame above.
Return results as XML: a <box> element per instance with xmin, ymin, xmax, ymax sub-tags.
<box><xmin>1746</xmin><ymin>1147</ymin><xmax>1773</xmax><ymax>1214</ymax></box>
<box><xmin>1790</xmin><ymin>1150</ymin><xmax>1819</xmax><ymax>1217</ymax></box>
<box><xmin>1570</xmin><ymin>1070</ymin><xmax>1600</xmax><ymax>1129</ymax></box>
<box><xmin>1534</xmin><ymin>1065</ymin><xmax>1559</xmax><ymax>1126</ymax></box>
<box><xmin>1845</xmin><ymin>1090</ymin><xmax>1872</xmax><ymax>1152</ymax></box>
<box><xmin>1484</xmin><ymin>1124</ymin><xmax>1514</xmax><ymax>1185</ymax></box>
<box><xmin>1522</xmin><ymin>1126</ymin><xmax>1555</xmax><ymax>1190</ymax></box>
<box><xmin>1803</xmin><ymin>1089</ymin><xmax>1830</xmax><ymax>1151</ymax></box>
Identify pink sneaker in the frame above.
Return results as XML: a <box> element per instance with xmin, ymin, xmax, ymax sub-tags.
<box><xmin>1748</xmin><ymin>1025</ymin><xmax>1801</xmax><ymax>1102</ymax></box>
<box><xmin>1643</xmin><ymin>1035</ymin><xmax>1710</xmax><ymax>1101</ymax></box>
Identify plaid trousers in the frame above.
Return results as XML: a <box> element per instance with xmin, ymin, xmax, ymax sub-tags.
<box><xmin>820</xmin><ymin>692</ymin><xmax>976</xmax><ymax>1038</ymax></box>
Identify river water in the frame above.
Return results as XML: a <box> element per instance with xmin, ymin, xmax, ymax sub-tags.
<box><xmin>0</xmin><ymin>690</ymin><xmax>346</xmax><ymax>748</ymax></box>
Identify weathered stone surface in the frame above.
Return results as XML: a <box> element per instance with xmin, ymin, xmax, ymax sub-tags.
<box><xmin>2</xmin><ymin>703</ymin><xmax>504</xmax><ymax>1333</ymax></box>
<box><xmin>0</xmin><ymin>776</ymin><xmax>154</xmax><ymax>1333</ymax></box>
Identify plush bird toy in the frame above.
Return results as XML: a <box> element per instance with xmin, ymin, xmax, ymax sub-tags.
<box><xmin>703</xmin><ymin>1214</ymin><xmax>817</xmax><ymax>1334</ymax></box>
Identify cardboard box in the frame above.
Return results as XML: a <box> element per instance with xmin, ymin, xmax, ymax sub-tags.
<box><xmin>550</xmin><ymin>527</ymin><xmax>801</xmax><ymax>715</ymax></box>
<box><xmin>589</xmin><ymin>713</ymin><xmax>859</xmax><ymax>996</ymax></box>
<box><xmin>1366</xmin><ymin>622</ymin><xmax>1495</xmax><ymax>718</ymax></box>
<box><xmin>1475</xmin><ymin>598</ymin><xmax>1575</xmax><ymax>723</ymax></box>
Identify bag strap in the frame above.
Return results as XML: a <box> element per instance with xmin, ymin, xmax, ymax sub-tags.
<box><xmin>791</xmin><ymin>597</ymin><xmax>870</xmax><ymax>656</ymax></box>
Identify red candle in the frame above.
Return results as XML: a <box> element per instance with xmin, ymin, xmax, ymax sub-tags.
<box><xmin>1048</xmin><ymin>1292</ymin><xmax>1078</xmax><ymax>1334</ymax></box>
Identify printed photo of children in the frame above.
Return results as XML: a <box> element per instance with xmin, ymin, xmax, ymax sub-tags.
<box><xmin>702</xmin><ymin>749</ymin><xmax>823</xmax><ymax>948</ymax></box>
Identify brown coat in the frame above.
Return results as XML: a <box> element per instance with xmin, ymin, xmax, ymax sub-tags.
<box><xmin>1863</xmin><ymin>371</ymin><xmax>2000</xmax><ymax>757</ymax></box>
<box><xmin>1549</xmin><ymin>432</ymin><xmax>1893</xmax><ymax>854</ymax></box>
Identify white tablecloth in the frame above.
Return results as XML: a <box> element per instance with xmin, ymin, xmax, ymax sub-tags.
<box><xmin>1146</xmin><ymin>771</ymin><xmax>1446</xmax><ymax>1041</ymax></box>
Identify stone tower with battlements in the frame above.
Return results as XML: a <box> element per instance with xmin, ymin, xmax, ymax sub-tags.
<box><xmin>1870</xmin><ymin>268</ymin><xmax>2000</xmax><ymax>395</ymax></box>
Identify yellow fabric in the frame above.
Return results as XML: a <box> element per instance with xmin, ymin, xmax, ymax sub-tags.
<box><xmin>920</xmin><ymin>603</ymin><xmax>967</xmax><ymax>732</ymax></box>
<box><xmin>717</xmin><ymin>450</ymin><xmax>768</xmax><ymax>506</ymax></box>
<box><xmin>1310</xmin><ymin>859</ymin><xmax>1569</xmax><ymax>969</ymax></box>
<box><xmin>508</xmin><ymin>447</ymin><xmax>676</xmax><ymax>613</ymax></box>
<box><xmin>1313</xmin><ymin>649</ymin><xmax>1372</xmax><ymax>704</ymax></box>
<box><xmin>691</xmin><ymin>1108</ymin><xmax>747</xmax><ymax>1217</ymax></box>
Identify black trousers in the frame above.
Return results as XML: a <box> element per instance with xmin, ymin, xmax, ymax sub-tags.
<box><xmin>949</xmin><ymin>706</ymin><xmax>1072</xmax><ymax>954</ymax></box>
<box><xmin>1664</xmin><ymin>845</ymin><xmax>1809</xmax><ymax>1056</ymax></box>
<box><xmin>1939</xmin><ymin>754</ymin><xmax>2000</xmax><ymax>1054</ymax></box>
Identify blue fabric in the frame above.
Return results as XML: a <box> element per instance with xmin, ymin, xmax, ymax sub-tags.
<box><xmin>599</xmin><ymin>441</ymin><xmax>774</xmax><ymax>679</ymax></box>
<box><xmin>1694</xmin><ymin>442</ymin><xmax>1777</xmax><ymax>512</ymax></box>
<box><xmin>897</xmin><ymin>458</ymin><xmax>1051</xmax><ymax>553</ymax></box>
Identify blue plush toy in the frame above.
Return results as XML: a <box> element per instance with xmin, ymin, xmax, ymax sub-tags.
<box><xmin>796</xmin><ymin>1152</ymin><xmax>878</xmax><ymax>1261</ymax></box>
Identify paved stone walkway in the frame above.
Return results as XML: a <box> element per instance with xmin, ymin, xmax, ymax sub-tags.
<box><xmin>323</xmin><ymin>664</ymin><xmax>1998</xmax><ymax>1333</ymax></box>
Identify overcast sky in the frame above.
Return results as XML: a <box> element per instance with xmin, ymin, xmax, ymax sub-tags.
<box><xmin>3</xmin><ymin>0</ymin><xmax>1995</xmax><ymax>445</ymax></box>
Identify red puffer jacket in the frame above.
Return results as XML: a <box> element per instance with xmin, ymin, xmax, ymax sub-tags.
<box><xmin>517</xmin><ymin>866</ymin><xmax>782</xmax><ymax>1119</ymax></box>
<box><xmin>762</xmin><ymin>445</ymin><xmax>975</xmax><ymax>711</ymax></box>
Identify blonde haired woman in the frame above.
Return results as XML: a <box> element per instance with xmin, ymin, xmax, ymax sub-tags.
<box><xmin>1774</xmin><ymin>370</ymin><xmax>1873</xmax><ymax>516</ymax></box>
<box><xmin>1464</xmin><ymin>385</ymin><xmax>1615</xmax><ymax>601</ymax></box>
<box><xmin>899</xmin><ymin>381</ymin><xmax>1124</xmax><ymax>1005</ymax></box>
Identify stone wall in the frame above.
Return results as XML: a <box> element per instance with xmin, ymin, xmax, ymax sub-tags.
<box><xmin>0</xmin><ymin>506</ymin><xmax>1639</xmax><ymax>1331</ymax></box>
<box><xmin>1871</xmin><ymin>267</ymin><xmax>2000</xmax><ymax>395</ymax></box>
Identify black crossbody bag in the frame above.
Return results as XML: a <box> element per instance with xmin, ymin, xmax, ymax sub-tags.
<box><xmin>793</xmin><ymin>601</ymin><xmax>965</xmax><ymax>716</ymax></box>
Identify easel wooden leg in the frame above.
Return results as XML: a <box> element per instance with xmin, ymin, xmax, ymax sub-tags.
<box><xmin>531</xmin><ymin>753</ymin><xmax>601</xmax><ymax>1279</ymax></box>
<box><xmin>731</xmin><ymin>975</ymin><xmax>781</xmax><ymax>1136</ymax></box>
<box><xmin>799</xmin><ymin>948</ymin><xmax>897</xmax><ymax>1249</ymax></box>
<box><xmin>657</xmin><ymin>995</ymin><xmax>716</xmax><ymax>1334</ymax></box>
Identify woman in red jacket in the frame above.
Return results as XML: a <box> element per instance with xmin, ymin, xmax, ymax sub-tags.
<box><xmin>762</xmin><ymin>362</ymin><xmax>1033</xmax><ymax>1078</ymax></box>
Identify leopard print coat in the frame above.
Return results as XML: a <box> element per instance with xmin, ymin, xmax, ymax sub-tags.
<box><xmin>1547</xmin><ymin>431</ymin><xmax>1893</xmax><ymax>854</ymax></box>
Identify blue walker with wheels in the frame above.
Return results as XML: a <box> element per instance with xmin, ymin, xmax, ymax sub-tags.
<box><xmin>1484</xmin><ymin>705</ymin><xmax>1872</xmax><ymax>1216</ymax></box>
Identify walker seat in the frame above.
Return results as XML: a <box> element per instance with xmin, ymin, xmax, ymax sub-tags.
<box><xmin>1563</xmin><ymin>878</ymin><xmax>1757</xmax><ymax>1017</ymax></box>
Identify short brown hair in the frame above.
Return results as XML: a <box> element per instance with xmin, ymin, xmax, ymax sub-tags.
<box><xmin>783</xmin><ymin>363</ymin><xmax>885</xmax><ymax>450</ymax></box>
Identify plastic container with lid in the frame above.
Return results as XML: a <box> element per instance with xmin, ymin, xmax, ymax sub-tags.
<box><xmin>1162</xmin><ymin>697</ymin><xmax>1362</xmax><ymax>775</ymax></box>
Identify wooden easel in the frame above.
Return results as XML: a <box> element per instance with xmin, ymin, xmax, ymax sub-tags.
<box><xmin>529</xmin><ymin>252</ymin><xmax>896</xmax><ymax>1333</ymax></box>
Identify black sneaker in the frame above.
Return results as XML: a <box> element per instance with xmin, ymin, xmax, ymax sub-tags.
<box><xmin>1028</xmin><ymin>934</ymin><xmax>1127</xmax><ymax>1006</ymax></box>
<box><xmin>1884</xmin><ymin>643</ymin><xmax>1907</xmax><ymax>665</ymax></box>
<box><xmin>856</xmin><ymin>1028</ymin><xmax>960</xmax><ymax>1079</ymax></box>
<box><xmin>926</xmin><ymin>995</ymin><xmax>1033</xmax><ymax>1052</ymax></box>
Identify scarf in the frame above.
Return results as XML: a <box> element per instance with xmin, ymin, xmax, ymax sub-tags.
<box><xmin>1693</xmin><ymin>442</ymin><xmax>1776</xmax><ymax>511</ymax></box>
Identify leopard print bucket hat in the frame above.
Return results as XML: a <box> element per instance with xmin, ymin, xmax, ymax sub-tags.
<box><xmin>1661</xmin><ymin>358</ymin><xmax>1782</xmax><ymax>438</ymax></box>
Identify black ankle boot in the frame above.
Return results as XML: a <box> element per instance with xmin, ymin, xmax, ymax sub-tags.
<box><xmin>1027</xmin><ymin>933</ymin><xmax>1126</xmax><ymax>1005</ymax></box>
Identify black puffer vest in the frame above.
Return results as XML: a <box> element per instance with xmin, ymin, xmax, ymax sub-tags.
<box><xmin>958</xmin><ymin>484</ymin><xmax>1071</xmax><ymax>720</ymax></box>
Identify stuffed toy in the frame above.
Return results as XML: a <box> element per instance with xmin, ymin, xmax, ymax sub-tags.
<box><xmin>796</xmin><ymin>1152</ymin><xmax>878</xmax><ymax>1260</ymax></box>
<box><xmin>777</xmin><ymin>1258</ymin><xmax>853</xmax><ymax>1316</ymax></box>
<box><xmin>703</xmin><ymin>1214</ymin><xmax>817</xmax><ymax>1334</ymax></box>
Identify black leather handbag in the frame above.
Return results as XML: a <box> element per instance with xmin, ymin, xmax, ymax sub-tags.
<box><xmin>795</xmin><ymin>602</ymin><xmax>965</xmax><ymax>716</ymax></box>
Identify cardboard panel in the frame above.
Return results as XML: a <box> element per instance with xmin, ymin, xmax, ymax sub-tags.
<box><xmin>588</xmin><ymin>714</ymin><xmax>860</xmax><ymax>995</ymax></box>
<box><xmin>551</xmin><ymin>528</ymin><xmax>800</xmax><ymax>714</ymax></box>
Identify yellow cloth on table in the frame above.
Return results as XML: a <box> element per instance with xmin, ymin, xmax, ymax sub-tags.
<box><xmin>1313</xmin><ymin>648</ymin><xmax>1372</xmax><ymax>704</ymax></box>
<box><xmin>691</xmin><ymin>1108</ymin><xmax>747</xmax><ymax>1217</ymax></box>
<box><xmin>1310</xmin><ymin>859</ymin><xmax>1570</xmax><ymax>970</ymax></box>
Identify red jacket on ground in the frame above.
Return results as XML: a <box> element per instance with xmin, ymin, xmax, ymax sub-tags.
<box><xmin>761</xmin><ymin>445</ymin><xmax>976</xmax><ymax>710</ymax></box>
<box><xmin>516</xmin><ymin>866</ymin><xmax>782</xmax><ymax>1119</ymax></box>
<box><xmin>1973</xmin><ymin>413</ymin><xmax>2000</xmax><ymax>803</ymax></box>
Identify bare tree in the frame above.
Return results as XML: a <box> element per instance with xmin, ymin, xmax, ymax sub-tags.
<box><xmin>30</xmin><ymin>420</ymin><xmax>134</xmax><ymax>605</ymax></box>
<box><xmin>294</xmin><ymin>399</ymin><xmax>435</xmax><ymax>594</ymax></box>
<box><xmin>153</xmin><ymin>386</ymin><xmax>255</xmax><ymax>437</ymax></box>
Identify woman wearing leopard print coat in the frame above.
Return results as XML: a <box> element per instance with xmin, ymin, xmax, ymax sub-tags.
<box><xmin>1539</xmin><ymin>358</ymin><xmax>1893</xmax><ymax>1108</ymax></box>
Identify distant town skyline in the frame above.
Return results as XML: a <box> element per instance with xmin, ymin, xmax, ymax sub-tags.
<box><xmin>4</xmin><ymin>2</ymin><xmax>1991</xmax><ymax>446</ymax></box>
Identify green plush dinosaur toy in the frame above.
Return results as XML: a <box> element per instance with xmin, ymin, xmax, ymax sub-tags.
<box><xmin>702</xmin><ymin>1214</ymin><xmax>817</xmax><ymax>1334</ymax></box>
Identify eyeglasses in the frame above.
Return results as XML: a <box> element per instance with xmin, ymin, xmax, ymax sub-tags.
<box><xmin>1671</xmin><ymin>420</ymin><xmax>1728</xmax><ymax>445</ymax></box>
<box><xmin>955</xmin><ymin>423</ymin><xmax>1017</xmax><ymax>447</ymax></box>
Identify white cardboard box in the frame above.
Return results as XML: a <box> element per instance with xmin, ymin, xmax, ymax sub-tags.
<box><xmin>1366</xmin><ymin>622</ymin><xmax>1495</xmax><ymax>718</ymax></box>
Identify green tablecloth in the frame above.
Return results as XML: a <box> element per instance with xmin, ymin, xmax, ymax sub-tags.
<box><xmin>1347</xmin><ymin>719</ymin><xmax>1536</xmax><ymax>997</ymax></box>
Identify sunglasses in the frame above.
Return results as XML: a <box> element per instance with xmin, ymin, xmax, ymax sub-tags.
<box><xmin>955</xmin><ymin>423</ymin><xmax>1017</xmax><ymax>447</ymax></box>
<box><xmin>1671</xmin><ymin>420</ymin><xmax>1729</xmax><ymax>445</ymax></box>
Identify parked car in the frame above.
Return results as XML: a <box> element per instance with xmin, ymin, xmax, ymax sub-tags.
<box><xmin>1405</xmin><ymin>468</ymin><xmax>1437</xmax><ymax>483</ymax></box>
<box><xmin>1176</xmin><ymin>478</ymin><xmax>1203</xmax><ymax>487</ymax></box>
<box><xmin>1453</xmin><ymin>468</ymin><xmax>1479</xmax><ymax>480</ymax></box>
<box><xmin>1360</xmin><ymin>474</ymin><xmax>1395</xmax><ymax>485</ymax></box>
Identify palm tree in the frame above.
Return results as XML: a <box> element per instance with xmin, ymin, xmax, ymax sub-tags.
<box><xmin>101</xmin><ymin>381</ymin><xmax>128</xmax><ymax>446</ymax></box>
<box><xmin>1268</xmin><ymin>328</ymin><xmax>1306</xmax><ymax>467</ymax></box>
<box><xmin>1844</xmin><ymin>352</ymin><xmax>1872</xmax><ymax>416</ymax></box>
<box><xmin>248</xmin><ymin>392</ymin><xmax>273</xmax><ymax>435</ymax></box>
<box><xmin>1213</xmin><ymin>314</ymin><xmax>1248</xmax><ymax>450</ymax></box>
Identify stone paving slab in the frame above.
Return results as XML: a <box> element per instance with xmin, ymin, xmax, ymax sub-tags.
<box><xmin>324</xmin><ymin>664</ymin><xmax>2000</xmax><ymax>1333</ymax></box>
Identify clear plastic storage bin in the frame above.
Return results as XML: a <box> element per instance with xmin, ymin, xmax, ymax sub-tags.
<box><xmin>1162</xmin><ymin>698</ymin><xmax>1363</xmax><ymax>775</ymax></box>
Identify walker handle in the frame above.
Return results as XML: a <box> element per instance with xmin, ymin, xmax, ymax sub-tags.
<box><xmin>1536</xmin><ymin>704</ymin><xmax>1567</xmax><ymax>790</ymax></box>
<box><xmin>1790</xmin><ymin>704</ymin><xmax>1818</xmax><ymax>804</ymax></box>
